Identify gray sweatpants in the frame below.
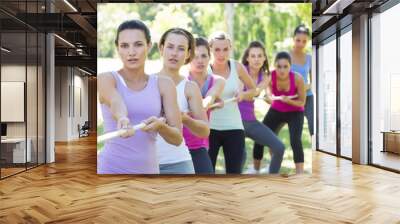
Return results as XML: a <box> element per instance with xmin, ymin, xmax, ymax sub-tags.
<box><xmin>243</xmin><ymin>120</ymin><xmax>285</xmax><ymax>173</ymax></box>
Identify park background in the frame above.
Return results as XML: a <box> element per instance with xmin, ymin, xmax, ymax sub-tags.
<box><xmin>97</xmin><ymin>3</ymin><xmax>312</xmax><ymax>174</ymax></box>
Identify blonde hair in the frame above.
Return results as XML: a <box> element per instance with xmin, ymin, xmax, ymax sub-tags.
<box><xmin>208</xmin><ymin>31</ymin><xmax>231</xmax><ymax>47</ymax></box>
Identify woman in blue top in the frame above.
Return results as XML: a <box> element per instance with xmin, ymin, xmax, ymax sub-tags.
<box><xmin>290</xmin><ymin>25</ymin><xmax>313</xmax><ymax>136</ymax></box>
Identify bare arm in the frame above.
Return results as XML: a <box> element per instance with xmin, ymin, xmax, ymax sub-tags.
<box><xmin>98</xmin><ymin>73</ymin><xmax>128</xmax><ymax>122</ymax></box>
<box><xmin>144</xmin><ymin>76</ymin><xmax>182</xmax><ymax>146</ymax></box>
<box><xmin>203</xmin><ymin>75</ymin><xmax>225</xmax><ymax>108</ymax></box>
<box><xmin>98</xmin><ymin>72</ymin><xmax>134</xmax><ymax>137</ymax></box>
<box><xmin>255</xmin><ymin>72</ymin><xmax>269</xmax><ymax>97</ymax></box>
<box><xmin>263</xmin><ymin>75</ymin><xmax>273</xmax><ymax>104</ymax></box>
<box><xmin>236</xmin><ymin>62</ymin><xmax>257</xmax><ymax>101</ymax></box>
<box><xmin>282</xmin><ymin>74</ymin><xmax>306</xmax><ymax>107</ymax></box>
<box><xmin>183</xmin><ymin>81</ymin><xmax>210</xmax><ymax>138</ymax></box>
<box><xmin>308</xmin><ymin>54</ymin><xmax>312</xmax><ymax>91</ymax></box>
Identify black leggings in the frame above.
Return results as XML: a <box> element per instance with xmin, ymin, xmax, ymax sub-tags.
<box><xmin>208</xmin><ymin>129</ymin><xmax>245</xmax><ymax>174</ymax></box>
<box><xmin>253</xmin><ymin>108</ymin><xmax>304</xmax><ymax>163</ymax></box>
<box><xmin>190</xmin><ymin>148</ymin><xmax>214</xmax><ymax>174</ymax></box>
<box><xmin>304</xmin><ymin>95</ymin><xmax>314</xmax><ymax>136</ymax></box>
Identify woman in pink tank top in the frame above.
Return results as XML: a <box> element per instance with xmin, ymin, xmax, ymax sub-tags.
<box><xmin>253</xmin><ymin>51</ymin><xmax>307</xmax><ymax>174</ymax></box>
<box><xmin>97</xmin><ymin>20</ymin><xmax>183</xmax><ymax>174</ymax></box>
<box><xmin>184</xmin><ymin>37</ymin><xmax>225</xmax><ymax>174</ymax></box>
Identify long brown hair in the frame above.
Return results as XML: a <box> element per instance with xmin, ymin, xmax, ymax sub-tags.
<box><xmin>159</xmin><ymin>28</ymin><xmax>195</xmax><ymax>64</ymax></box>
<box><xmin>241</xmin><ymin>41</ymin><xmax>270</xmax><ymax>75</ymax></box>
<box><xmin>114</xmin><ymin>19</ymin><xmax>151</xmax><ymax>46</ymax></box>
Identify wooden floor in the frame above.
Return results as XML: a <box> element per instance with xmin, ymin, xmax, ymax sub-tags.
<box><xmin>1</xmin><ymin>163</ymin><xmax>46</xmax><ymax>178</ymax></box>
<box><xmin>0</xmin><ymin>135</ymin><xmax>400</xmax><ymax>223</ymax></box>
<box><xmin>0</xmin><ymin>167</ymin><xmax>26</xmax><ymax>178</ymax></box>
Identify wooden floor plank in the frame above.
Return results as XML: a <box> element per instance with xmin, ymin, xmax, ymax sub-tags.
<box><xmin>0</xmin><ymin>135</ymin><xmax>399</xmax><ymax>223</ymax></box>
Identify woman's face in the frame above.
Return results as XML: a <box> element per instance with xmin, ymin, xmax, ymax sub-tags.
<box><xmin>190</xmin><ymin>45</ymin><xmax>210</xmax><ymax>75</ymax></box>
<box><xmin>160</xmin><ymin>33</ymin><xmax>190</xmax><ymax>71</ymax></box>
<box><xmin>210</xmin><ymin>39</ymin><xmax>231</xmax><ymax>65</ymax></box>
<box><xmin>247</xmin><ymin>47</ymin><xmax>265</xmax><ymax>71</ymax></box>
<box><xmin>293</xmin><ymin>33</ymin><xmax>308</xmax><ymax>51</ymax></box>
<box><xmin>275</xmin><ymin>58</ymin><xmax>291</xmax><ymax>78</ymax></box>
<box><xmin>117</xmin><ymin>29</ymin><xmax>150</xmax><ymax>70</ymax></box>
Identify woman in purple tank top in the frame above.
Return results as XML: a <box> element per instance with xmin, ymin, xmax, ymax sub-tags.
<box><xmin>185</xmin><ymin>37</ymin><xmax>225</xmax><ymax>174</ymax></box>
<box><xmin>97</xmin><ymin>20</ymin><xmax>183</xmax><ymax>174</ymax></box>
<box><xmin>239</xmin><ymin>41</ymin><xmax>285</xmax><ymax>174</ymax></box>
<box><xmin>253</xmin><ymin>51</ymin><xmax>306</xmax><ymax>174</ymax></box>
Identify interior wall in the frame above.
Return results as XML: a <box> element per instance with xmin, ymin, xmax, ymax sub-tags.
<box><xmin>0</xmin><ymin>65</ymin><xmax>38</xmax><ymax>138</ymax></box>
<box><xmin>54</xmin><ymin>66</ymin><xmax>89</xmax><ymax>141</ymax></box>
<box><xmin>1</xmin><ymin>63</ymin><xmax>45</xmax><ymax>166</ymax></box>
<box><xmin>54</xmin><ymin>66</ymin><xmax>69</xmax><ymax>141</ymax></box>
<box><xmin>72</xmin><ymin>71</ymin><xmax>89</xmax><ymax>138</ymax></box>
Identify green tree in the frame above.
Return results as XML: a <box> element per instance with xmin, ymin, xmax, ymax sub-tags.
<box><xmin>97</xmin><ymin>3</ymin><xmax>140</xmax><ymax>58</ymax></box>
<box><xmin>98</xmin><ymin>3</ymin><xmax>312</xmax><ymax>60</ymax></box>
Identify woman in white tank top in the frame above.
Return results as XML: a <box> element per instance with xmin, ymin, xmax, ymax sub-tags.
<box><xmin>156</xmin><ymin>28</ymin><xmax>210</xmax><ymax>174</ymax></box>
<box><xmin>207</xmin><ymin>31</ymin><xmax>257</xmax><ymax>174</ymax></box>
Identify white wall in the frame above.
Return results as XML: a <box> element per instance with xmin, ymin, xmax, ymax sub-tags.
<box><xmin>73</xmin><ymin>73</ymin><xmax>89</xmax><ymax>137</ymax></box>
<box><xmin>1</xmin><ymin>65</ymin><xmax>25</xmax><ymax>135</ymax></box>
<box><xmin>1</xmin><ymin>64</ymin><xmax>46</xmax><ymax>164</ymax></box>
<box><xmin>54</xmin><ymin>66</ymin><xmax>69</xmax><ymax>141</ymax></box>
<box><xmin>54</xmin><ymin>66</ymin><xmax>89</xmax><ymax>141</ymax></box>
<box><xmin>1</xmin><ymin>65</ymin><xmax>29</xmax><ymax>138</ymax></box>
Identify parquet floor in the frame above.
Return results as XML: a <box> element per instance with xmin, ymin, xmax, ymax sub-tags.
<box><xmin>0</xmin><ymin>135</ymin><xmax>399</xmax><ymax>223</ymax></box>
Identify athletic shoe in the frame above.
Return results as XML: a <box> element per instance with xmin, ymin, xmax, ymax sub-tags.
<box><xmin>245</xmin><ymin>166</ymin><xmax>260</xmax><ymax>174</ymax></box>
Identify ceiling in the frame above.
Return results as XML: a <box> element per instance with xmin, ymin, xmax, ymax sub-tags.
<box><xmin>0</xmin><ymin>0</ymin><xmax>97</xmax><ymax>75</ymax></box>
<box><xmin>312</xmin><ymin>0</ymin><xmax>390</xmax><ymax>43</ymax></box>
<box><xmin>4</xmin><ymin>0</ymin><xmax>393</xmax><ymax>74</ymax></box>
